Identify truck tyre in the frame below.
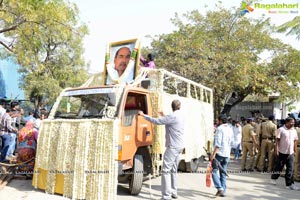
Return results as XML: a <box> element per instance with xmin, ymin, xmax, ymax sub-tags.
<box><xmin>178</xmin><ymin>160</ymin><xmax>187</xmax><ymax>172</ymax></box>
<box><xmin>128</xmin><ymin>154</ymin><xmax>144</xmax><ymax>195</ymax></box>
<box><xmin>186</xmin><ymin>157</ymin><xmax>201</xmax><ymax>172</ymax></box>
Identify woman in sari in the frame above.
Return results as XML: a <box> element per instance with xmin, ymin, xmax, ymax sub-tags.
<box><xmin>17</xmin><ymin>119</ymin><xmax>38</xmax><ymax>174</ymax></box>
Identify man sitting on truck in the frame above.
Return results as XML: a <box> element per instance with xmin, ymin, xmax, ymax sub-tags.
<box><xmin>138</xmin><ymin>99</ymin><xmax>184</xmax><ymax>200</ymax></box>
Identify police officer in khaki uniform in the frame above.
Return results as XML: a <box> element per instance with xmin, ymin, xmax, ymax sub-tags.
<box><xmin>257</xmin><ymin>115</ymin><xmax>277</xmax><ymax>172</ymax></box>
<box><xmin>254</xmin><ymin>117</ymin><xmax>264</xmax><ymax>170</ymax></box>
<box><xmin>294</xmin><ymin>123</ymin><xmax>300</xmax><ymax>181</ymax></box>
<box><xmin>241</xmin><ymin>118</ymin><xmax>258</xmax><ymax>171</ymax></box>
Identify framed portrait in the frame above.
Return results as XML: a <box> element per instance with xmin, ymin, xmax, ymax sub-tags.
<box><xmin>104</xmin><ymin>38</ymin><xmax>140</xmax><ymax>85</ymax></box>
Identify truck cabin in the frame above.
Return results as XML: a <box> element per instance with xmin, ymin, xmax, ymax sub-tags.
<box><xmin>123</xmin><ymin>92</ymin><xmax>148</xmax><ymax>126</ymax></box>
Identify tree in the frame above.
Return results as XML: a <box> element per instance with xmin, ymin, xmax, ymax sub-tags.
<box><xmin>0</xmin><ymin>70</ymin><xmax>6</xmax><ymax>97</ymax></box>
<box><xmin>277</xmin><ymin>16</ymin><xmax>300</xmax><ymax>40</ymax></box>
<box><xmin>0</xmin><ymin>0</ymin><xmax>89</xmax><ymax>108</ymax></box>
<box><xmin>148</xmin><ymin>7</ymin><xmax>290</xmax><ymax>116</ymax></box>
<box><xmin>272</xmin><ymin>16</ymin><xmax>300</xmax><ymax>107</ymax></box>
<box><xmin>268</xmin><ymin>47</ymin><xmax>300</xmax><ymax>103</ymax></box>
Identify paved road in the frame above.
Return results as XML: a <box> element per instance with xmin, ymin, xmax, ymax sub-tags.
<box><xmin>1</xmin><ymin>159</ymin><xmax>299</xmax><ymax>200</ymax></box>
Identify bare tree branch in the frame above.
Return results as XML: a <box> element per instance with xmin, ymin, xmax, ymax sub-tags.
<box><xmin>0</xmin><ymin>41</ymin><xmax>13</xmax><ymax>52</ymax></box>
<box><xmin>0</xmin><ymin>24</ymin><xmax>19</xmax><ymax>34</ymax></box>
<box><xmin>0</xmin><ymin>20</ymin><xmax>26</xmax><ymax>34</ymax></box>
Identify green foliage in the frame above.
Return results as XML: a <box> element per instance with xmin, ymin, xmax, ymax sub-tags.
<box><xmin>268</xmin><ymin>47</ymin><xmax>300</xmax><ymax>103</ymax></box>
<box><xmin>0</xmin><ymin>0</ymin><xmax>89</xmax><ymax>108</ymax></box>
<box><xmin>277</xmin><ymin>16</ymin><xmax>300</xmax><ymax>40</ymax></box>
<box><xmin>274</xmin><ymin>16</ymin><xmax>300</xmax><ymax>104</ymax></box>
<box><xmin>148</xmin><ymin>7</ymin><xmax>295</xmax><ymax>115</ymax></box>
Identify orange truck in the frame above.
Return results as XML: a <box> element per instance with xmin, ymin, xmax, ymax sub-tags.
<box><xmin>33</xmin><ymin>68</ymin><xmax>214</xmax><ymax>199</ymax></box>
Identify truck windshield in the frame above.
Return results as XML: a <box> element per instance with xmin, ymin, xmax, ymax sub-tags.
<box><xmin>54</xmin><ymin>88</ymin><xmax>117</xmax><ymax>119</ymax></box>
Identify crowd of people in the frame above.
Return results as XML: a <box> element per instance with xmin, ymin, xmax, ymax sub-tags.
<box><xmin>0</xmin><ymin>99</ymin><xmax>47</xmax><ymax>175</ymax></box>
<box><xmin>211</xmin><ymin>114</ymin><xmax>300</xmax><ymax>197</ymax></box>
<box><xmin>0</xmin><ymin>76</ymin><xmax>298</xmax><ymax>199</ymax></box>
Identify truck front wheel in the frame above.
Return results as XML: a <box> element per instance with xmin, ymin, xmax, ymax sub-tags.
<box><xmin>128</xmin><ymin>154</ymin><xmax>144</xmax><ymax>195</ymax></box>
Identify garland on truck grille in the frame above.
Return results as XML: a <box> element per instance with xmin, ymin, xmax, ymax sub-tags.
<box><xmin>33</xmin><ymin>119</ymin><xmax>119</xmax><ymax>200</ymax></box>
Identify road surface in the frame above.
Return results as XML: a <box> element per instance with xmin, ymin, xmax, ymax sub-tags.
<box><xmin>0</xmin><ymin>159</ymin><xmax>299</xmax><ymax>200</ymax></box>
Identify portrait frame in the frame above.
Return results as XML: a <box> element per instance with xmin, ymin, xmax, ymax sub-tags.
<box><xmin>103</xmin><ymin>38</ymin><xmax>140</xmax><ymax>85</ymax></box>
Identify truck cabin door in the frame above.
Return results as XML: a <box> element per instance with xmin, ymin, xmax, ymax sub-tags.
<box><xmin>122</xmin><ymin>93</ymin><xmax>153</xmax><ymax>149</ymax></box>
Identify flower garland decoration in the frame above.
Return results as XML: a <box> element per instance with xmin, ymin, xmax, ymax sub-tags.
<box><xmin>33</xmin><ymin>119</ymin><xmax>118</xmax><ymax>200</ymax></box>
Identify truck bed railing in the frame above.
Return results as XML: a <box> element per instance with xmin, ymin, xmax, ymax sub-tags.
<box><xmin>131</xmin><ymin>68</ymin><xmax>213</xmax><ymax>105</ymax></box>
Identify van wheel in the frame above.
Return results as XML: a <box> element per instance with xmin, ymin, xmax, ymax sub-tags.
<box><xmin>128</xmin><ymin>154</ymin><xmax>144</xmax><ymax>195</ymax></box>
<box><xmin>186</xmin><ymin>157</ymin><xmax>201</xmax><ymax>172</ymax></box>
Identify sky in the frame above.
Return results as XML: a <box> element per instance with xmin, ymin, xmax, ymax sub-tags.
<box><xmin>73</xmin><ymin>0</ymin><xmax>300</xmax><ymax>73</ymax></box>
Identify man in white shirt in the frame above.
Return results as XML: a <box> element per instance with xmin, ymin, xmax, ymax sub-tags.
<box><xmin>233</xmin><ymin>120</ymin><xmax>242</xmax><ymax>160</ymax></box>
<box><xmin>210</xmin><ymin>115</ymin><xmax>234</xmax><ymax>197</ymax></box>
<box><xmin>271</xmin><ymin>117</ymin><xmax>299</xmax><ymax>190</ymax></box>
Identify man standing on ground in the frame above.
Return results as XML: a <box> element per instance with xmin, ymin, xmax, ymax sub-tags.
<box><xmin>257</xmin><ymin>115</ymin><xmax>277</xmax><ymax>172</ymax></box>
<box><xmin>210</xmin><ymin>115</ymin><xmax>233</xmax><ymax>197</ymax></box>
<box><xmin>241</xmin><ymin>118</ymin><xmax>258</xmax><ymax>171</ymax></box>
<box><xmin>138</xmin><ymin>99</ymin><xmax>184</xmax><ymax>200</ymax></box>
<box><xmin>254</xmin><ymin>117</ymin><xmax>264</xmax><ymax>170</ymax></box>
<box><xmin>233</xmin><ymin>120</ymin><xmax>242</xmax><ymax>160</ymax></box>
<box><xmin>271</xmin><ymin>117</ymin><xmax>299</xmax><ymax>190</ymax></box>
<box><xmin>1</xmin><ymin>108</ymin><xmax>18</xmax><ymax>162</ymax></box>
<box><xmin>294</xmin><ymin>122</ymin><xmax>300</xmax><ymax>181</ymax></box>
